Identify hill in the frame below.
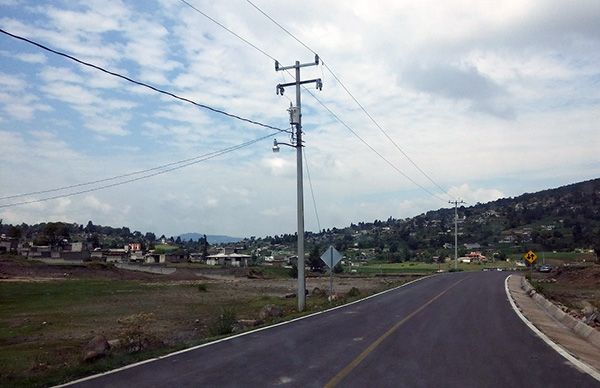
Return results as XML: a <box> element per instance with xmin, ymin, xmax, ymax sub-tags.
<box><xmin>178</xmin><ymin>233</ymin><xmax>242</xmax><ymax>244</ymax></box>
<box><xmin>1</xmin><ymin>178</ymin><xmax>598</xmax><ymax>260</ymax></box>
<box><xmin>245</xmin><ymin>178</ymin><xmax>600</xmax><ymax>261</ymax></box>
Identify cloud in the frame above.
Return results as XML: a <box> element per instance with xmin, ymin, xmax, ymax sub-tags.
<box><xmin>0</xmin><ymin>72</ymin><xmax>51</xmax><ymax>120</ymax></box>
<box><xmin>448</xmin><ymin>184</ymin><xmax>505</xmax><ymax>205</ymax></box>
<box><xmin>403</xmin><ymin>63</ymin><xmax>515</xmax><ymax>119</ymax></box>
<box><xmin>1</xmin><ymin>0</ymin><xmax>599</xmax><ymax>237</ymax></box>
<box><xmin>82</xmin><ymin>195</ymin><xmax>112</xmax><ymax>213</ymax></box>
<box><xmin>14</xmin><ymin>52</ymin><xmax>47</xmax><ymax>63</ymax></box>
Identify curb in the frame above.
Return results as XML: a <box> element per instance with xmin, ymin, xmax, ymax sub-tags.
<box><xmin>520</xmin><ymin>276</ymin><xmax>600</xmax><ymax>350</ymax></box>
<box><xmin>505</xmin><ymin>275</ymin><xmax>600</xmax><ymax>381</ymax></box>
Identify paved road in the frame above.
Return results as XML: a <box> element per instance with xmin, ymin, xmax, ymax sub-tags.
<box><xmin>71</xmin><ymin>272</ymin><xmax>598</xmax><ymax>387</ymax></box>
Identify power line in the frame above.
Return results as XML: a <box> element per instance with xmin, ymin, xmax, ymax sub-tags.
<box><xmin>245</xmin><ymin>0</ymin><xmax>451</xmax><ymax>199</ymax></box>
<box><xmin>0</xmin><ymin>132</ymin><xmax>278</xmax><ymax>208</ymax></box>
<box><xmin>0</xmin><ymin>28</ymin><xmax>290</xmax><ymax>135</ymax></box>
<box><xmin>178</xmin><ymin>0</ymin><xmax>277</xmax><ymax>62</ymax></box>
<box><xmin>175</xmin><ymin>2</ymin><xmax>447</xmax><ymax>202</ymax></box>
<box><xmin>245</xmin><ymin>0</ymin><xmax>313</xmax><ymax>55</ymax></box>
<box><xmin>303</xmin><ymin>87</ymin><xmax>448</xmax><ymax>202</ymax></box>
<box><xmin>303</xmin><ymin>148</ymin><xmax>321</xmax><ymax>233</ymax></box>
<box><xmin>0</xmin><ymin>144</ymin><xmax>244</xmax><ymax>200</ymax></box>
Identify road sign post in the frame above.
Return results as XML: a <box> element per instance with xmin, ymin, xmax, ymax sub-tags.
<box><xmin>320</xmin><ymin>246</ymin><xmax>342</xmax><ymax>299</ymax></box>
<box><xmin>523</xmin><ymin>250</ymin><xmax>538</xmax><ymax>279</ymax></box>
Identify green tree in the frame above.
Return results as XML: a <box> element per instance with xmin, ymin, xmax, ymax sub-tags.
<box><xmin>202</xmin><ymin>234</ymin><xmax>209</xmax><ymax>259</ymax></box>
<box><xmin>8</xmin><ymin>226</ymin><xmax>22</xmax><ymax>239</ymax></box>
<box><xmin>594</xmin><ymin>237</ymin><xmax>600</xmax><ymax>264</ymax></box>
<box><xmin>308</xmin><ymin>245</ymin><xmax>325</xmax><ymax>272</ymax></box>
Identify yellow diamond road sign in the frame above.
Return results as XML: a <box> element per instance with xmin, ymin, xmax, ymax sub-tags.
<box><xmin>524</xmin><ymin>250</ymin><xmax>538</xmax><ymax>264</ymax></box>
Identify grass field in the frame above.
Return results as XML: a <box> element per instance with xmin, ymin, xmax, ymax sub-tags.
<box><xmin>0</xmin><ymin>258</ymin><xmax>412</xmax><ymax>387</ymax></box>
<box><xmin>0</xmin><ymin>278</ymin><xmax>311</xmax><ymax>386</ymax></box>
<box><xmin>355</xmin><ymin>259</ymin><xmax>517</xmax><ymax>275</ymax></box>
<box><xmin>508</xmin><ymin>251</ymin><xmax>594</xmax><ymax>263</ymax></box>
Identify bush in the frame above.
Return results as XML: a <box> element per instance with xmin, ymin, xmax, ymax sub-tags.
<box><xmin>197</xmin><ymin>283</ymin><xmax>208</xmax><ymax>292</ymax></box>
<box><xmin>347</xmin><ymin>287</ymin><xmax>361</xmax><ymax>297</ymax></box>
<box><xmin>208</xmin><ymin>308</ymin><xmax>237</xmax><ymax>336</ymax></box>
<box><xmin>288</xmin><ymin>263</ymin><xmax>298</xmax><ymax>279</ymax></box>
<box><xmin>333</xmin><ymin>263</ymin><xmax>344</xmax><ymax>274</ymax></box>
<box><xmin>448</xmin><ymin>268</ymin><xmax>464</xmax><ymax>272</ymax></box>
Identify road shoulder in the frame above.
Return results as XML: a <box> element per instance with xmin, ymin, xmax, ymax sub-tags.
<box><xmin>506</xmin><ymin>274</ymin><xmax>600</xmax><ymax>377</ymax></box>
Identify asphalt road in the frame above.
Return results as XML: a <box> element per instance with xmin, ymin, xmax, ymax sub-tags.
<box><xmin>70</xmin><ymin>272</ymin><xmax>598</xmax><ymax>387</ymax></box>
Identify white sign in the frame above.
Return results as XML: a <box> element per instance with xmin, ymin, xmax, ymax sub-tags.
<box><xmin>320</xmin><ymin>245</ymin><xmax>342</xmax><ymax>269</ymax></box>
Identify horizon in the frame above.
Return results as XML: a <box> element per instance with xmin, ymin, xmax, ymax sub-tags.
<box><xmin>2</xmin><ymin>176</ymin><xmax>595</xmax><ymax>240</ymax></box>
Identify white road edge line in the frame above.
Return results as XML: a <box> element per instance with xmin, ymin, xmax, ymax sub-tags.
<box><xmin>57</xmin><ymin>274</ymin><xmax>433</xmax><ymax>387</ymax></box>
<box><xmin>504</xmin><ymin>274</ymin><xmax>600</xmax><ymax>382</ymax></box>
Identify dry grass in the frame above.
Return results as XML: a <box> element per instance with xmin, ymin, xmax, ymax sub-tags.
<box><xmin>0</xmin><ymin>256</ymin><xmax>412</xmax><ymax>386</ymax></box>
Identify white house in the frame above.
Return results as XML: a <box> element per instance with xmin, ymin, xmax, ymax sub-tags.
<box><xmin>206</xmin><ymin>252</ymin><xmax>251</xmax><ymax>267</ymax></box>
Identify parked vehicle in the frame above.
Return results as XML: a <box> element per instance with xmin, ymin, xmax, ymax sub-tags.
<box><xmin>539</xmin><ymin>265</ymin><xmax>552</xmax><ymax>273</ymax></box>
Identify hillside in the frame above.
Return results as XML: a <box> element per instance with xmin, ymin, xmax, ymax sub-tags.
<box><xmin>247</xmin><ymin>178</ymin><xmax>600</xmax><ymax>261</ymax></box>
<box><xmin>1</xmin><ymin>178</ymin><xmax>599</xmax><ymax>261</ymax></box>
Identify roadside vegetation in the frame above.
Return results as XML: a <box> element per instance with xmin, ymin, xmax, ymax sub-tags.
<box><xmin>0</xmin><ymin>256</ymin><xmax>414</xmax><ymax>387</ymax></box>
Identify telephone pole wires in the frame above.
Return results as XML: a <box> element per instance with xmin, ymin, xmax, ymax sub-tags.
<box><xmin>273</xmin><ymin>55</ymin><xmax>322</xmax><ymax>312</ymax></box>
<box><xmin>449</xmin><ymin>199</ymin><xmax>466</xmax><ymax>270</ymax></box>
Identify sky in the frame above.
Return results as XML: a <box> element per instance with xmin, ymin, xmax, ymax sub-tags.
<box><xmin>0</xmin><ymin>0</ymin><xmax>599</xmax><ymax>238</ymax></box>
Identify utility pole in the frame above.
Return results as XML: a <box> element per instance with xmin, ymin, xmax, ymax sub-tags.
<box><xmin>449</xmin><ymin>199</ymin><xmax>466</xmax><ymax>270</ymax></box>
<box><xmin>274</xmin><ymin>55</ymin><xmax>322</xmax><ymax>312</ymax></box>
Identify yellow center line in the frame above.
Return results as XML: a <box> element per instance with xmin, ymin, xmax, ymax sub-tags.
<box><xmin>324</xmin><ymin>277</ymin><xmax>467</xmax><ymax>388</ymax></box>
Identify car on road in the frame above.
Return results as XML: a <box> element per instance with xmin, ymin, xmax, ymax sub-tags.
<box><xmin>539</xmin><ymin>265</ymin><xmax>552</xmax><ymax>273</ymax></box>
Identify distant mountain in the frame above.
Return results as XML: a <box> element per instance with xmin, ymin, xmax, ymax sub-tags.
<box><xmin>178</xmin><ymin>233</ymin><xmax>242</xmax><ymax>244</ymax></box>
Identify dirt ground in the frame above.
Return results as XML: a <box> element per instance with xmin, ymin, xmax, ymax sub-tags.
<box><xmin>0</xmin><ymin>256</ymin><xmax>401</xmax><ymax>292</ymax></box>
<box><xmin>0</xmin><ymin>256</ymin><xmax>416</xmax><ymax>386</ymax></box>
<box><xmin>533</xmin><ymin>264</ymin><xmax>600</xmax><ymax>325</ymax></box>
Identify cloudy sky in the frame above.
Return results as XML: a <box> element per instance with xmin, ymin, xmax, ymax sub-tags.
<box><xmin>0</xmin><ymin>0</ymin><xmax>599</xmax><ymax>238</ymax></box>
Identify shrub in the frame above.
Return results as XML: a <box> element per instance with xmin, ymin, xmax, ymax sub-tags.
<box><xmin>197</xmin><ymin>283</ymin><xmax>208</xmax><ymax>292</ymax></box>
<box><xmin>532</xmin><ymin>281</ymin><xmax>545</xmax><ymax>294</ymax></box>
<box><xmin>288</xmin><ymin>263</ymin><xmax>298</xmax><ymax>279</ymax></box>
<box><xmin>208</xmin><ymin>308</ymin><xmax>237</xmax><ymax>336</ymax></box>
<box><xmin>347</xmin><ymin>287</ymin><xmax>360</xmax><ymax>297</ymax></box>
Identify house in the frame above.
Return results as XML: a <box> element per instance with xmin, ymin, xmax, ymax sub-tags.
<box><xmin>129</xmin><ymin>250</ymin><xmax>145</xmax><ymax>263</ymax></box>
<box><xmin>0</xmin><ymin>237</ymin><xmax>19</xmax><ymax>254</ymax></box>
<box><xmin>90</xmin><ymin>250</ymin><xmax>104</xmax><ymax>261</ymax></box>
<box><xmin>105</xmin><ymin>249</ymin><xmax>129</xmax><ymax>263</ymax></box>
<box><xmin>262</xmin><ymin>255</ymin><xmax>288</xmax><ymax>267</ymax></box>
<box><xmin>189</xmin><ymin>253</ymin><xmax>205</xmax><ymax>263</ymax></box>
<box><xmin>466</xmin><ymin>251</ymin><xmax>487</xmax><ymax>262</ymax></box>
<box><xmin>21</xmin><ymin>245</ymin><xmax>52</xmax><ymax>258</ymax></box>
<box><xmin>206</xmin><ymin>251</ymin><xmax>251</xmax><ymax>267</ymax></box>
<box><xmin>464</xmin><ymin>243</ymin><xmax>481</xmax><ymax>250</ymax></box>
<box><xmin>145</xmin><ymin>253</ymin><xmax>164</xmax><ymax>264</ymax></box>
<box><xmin>160</xmin><ymin>251</ymin><xmax>188</xmax><ymax>263</ymax></box>
<box><xmin>128</xmin><ymin>243</ymin><xmax>142</xmax><ymax>252</ymax></box>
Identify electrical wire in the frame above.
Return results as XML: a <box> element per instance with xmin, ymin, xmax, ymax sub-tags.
<box><xmin>303</xmin><ymin>148</ymin><xmax>321</xmax><ymax>233</ymax></box>
<box><xmin>303</xmin><ymin>87</ymin><xmax>448</xmax><ymax>202</ymax></box>
<box><xmin>177</xmin><ymin>1</ymin><xmax>449</xmax><ymax>203</ymax></box>
<box><xmin>178</xmin><ymin>0</ymin><xmax>277</xmax><ymax>62</ymax></box>
<box><xmin>0</xmin><ymin>28</ymin><xmax>290</xmax><ymax>135</ymax></box>
<box><xmin>245</xmin><ymin>0</ymin><xmax>451</xmax><ymax>200</ymax></box>
<box><xmin>0</xmin><ymin>143</ymin><xmax>246</xmax><ymax>200</ymax></box>
<box><xmin>0</xmin><ymin>132</ymin><xmax>278</xmax><ymax>208</ymax></box>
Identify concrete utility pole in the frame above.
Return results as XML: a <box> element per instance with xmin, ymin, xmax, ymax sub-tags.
<box><xmin>449</xmin><ymin>199</ymin><xmax>466</xmax><ymax>270</ymax></box>
<box><xmin>274</xmin><ymin>55</ymin><xmax>322</xmax><ymax>312</ymax></box>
